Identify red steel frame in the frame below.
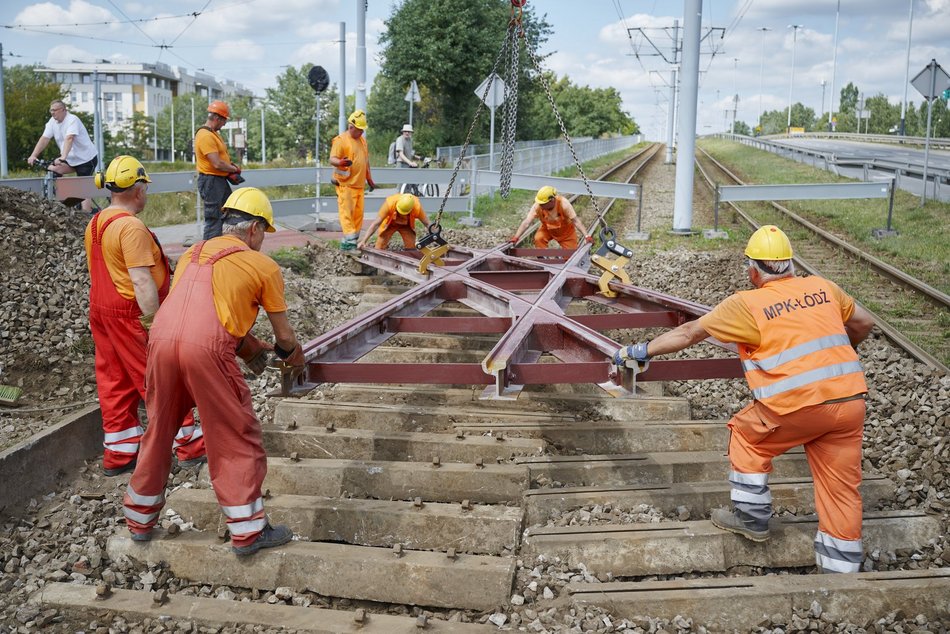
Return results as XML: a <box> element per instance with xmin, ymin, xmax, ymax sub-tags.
<box><xmin>291</xmin><ymin>240</ymin><xmax>742</xmax><ymax>399</ymax></box>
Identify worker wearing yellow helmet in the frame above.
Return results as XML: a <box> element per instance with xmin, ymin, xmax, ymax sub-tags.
<box><xmin>357</xmin><ymin>193</ymin><xmax>429</xmax><ymax>250</ymax></box>
<box><xmin>330</xmin><ymin>109</ymin><xmax>377</xmax><ymax>250</ymax></box>
<box><xmin>614</xmin><ymin>225</ymin><xmax>875</xmax><ymax>573</ymax></box>
<box><xmin>510</xmin><ymin>185</ymin><xmax>591</xmax><ymax>249</ymax></box>
<box><xmin>125</xmin><ymin>186</ymin><xmax>304</xmax><ymax>556</ymax></box>
<box><xmin>85</xmin><ymin>155</ymin><xmax>206</xmax><ymax>477</ymax></box>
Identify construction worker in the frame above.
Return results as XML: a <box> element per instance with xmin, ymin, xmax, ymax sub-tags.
<box><xmin>195</xmin><ymin>100</ymin><xmax>243</xmax><ymax>240</ymax></box>
<box><xmin>85</xmin><ymin>156</ymin><xmax>206</xmax><ymax>476</ymax></box>
<box><xmin>330</xmin><ymin>109</ymin><xmax>376</xmax><ymax>250</ymax></box>
<box><xmin>614</xmin><ymin>225</ymin><xmax>874</xmax><ymax>573</ymax></box>
<box><xmin>124</xmin><ymin>187</ymin><xmax>303</xmax><ymax>555</ymax></box>
<box><xmin>510</xmin><ymin>186</ymin><xmax>590</xmax><ymax>249</ymax></box>
<box><xmin>357</xmin><ymin>193</ymin><xmax>429</xmax><ymax>250</ymax></box>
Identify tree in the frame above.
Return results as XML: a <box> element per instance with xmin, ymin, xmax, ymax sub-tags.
<box><xmin>839</xmin><ymin>82</ymin><xmax>859</xmax><ymax>115</ymax></box>
<box><xmin>263</xmin><ymin>65</ymin><xmax>341</xmax><ymax>162</ymax></box>
<box><xmin>733</xmin><ymin>121</ymin><xmax>751</xmax><ymax>136</ymax></box>
<box><xmin>376</xmin><ymin>0</ymin><xmax>552</xmax><ymax>148</ymax></box>
<box><xmin>3</xmin><ymin>65</ymin><xmax>64</xmax><ymax>168</ymax></box>
<box><xmin>109</xmin><ymin>111</ymin><xmax>153</xmax><ymax>159</ymax></box>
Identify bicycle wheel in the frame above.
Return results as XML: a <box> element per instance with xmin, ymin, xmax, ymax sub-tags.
<box><xmin>424</xmin><ymin>183</ymin><xmax>440</xmax><ymax>198</ymax></box>
<box><xmin>399</xmin><ymin>183</ymin><xmax>409</xmax><ymax>195</ymax></box>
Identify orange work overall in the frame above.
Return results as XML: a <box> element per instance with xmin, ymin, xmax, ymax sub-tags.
<box><xmin>534</xmin><ymin>197</ymin><xmax>578</xmax><ymax>249</ymax></box>
<box><xmin>87</xmin><ymin>212</ymin><xmax>204</xmax><ymax>471</ymax></box>
<box><xmin>123</xmin><ymin>242</ymin><xmax>267</xmax><ymax>547</ymax></box>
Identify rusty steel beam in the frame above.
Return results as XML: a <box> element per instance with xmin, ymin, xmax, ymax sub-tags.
<box><xmin>292</xmin><ymin>237</ymin><xmax>743</xmax><ymax>399</ymax></box>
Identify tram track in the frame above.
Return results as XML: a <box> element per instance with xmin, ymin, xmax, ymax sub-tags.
<box><xmin>6</xmin><ymin>145</ymin><xmax>950</xmax><ymax>632</ymax></box>
<box><xmin>695</xmin><ymin>146</ymin><xmax>950</xmax><ymax>374</ymax></box>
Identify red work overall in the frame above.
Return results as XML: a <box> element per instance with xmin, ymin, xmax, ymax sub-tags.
<box><xmin>124</xmin><ymin>242</ymin><xmax>268</xmax><ymax>547</ymax></box>
<box><xmin>88</xmin><ymin>212</ymin><xmax>205</xmax><ymax>470</ymax></box>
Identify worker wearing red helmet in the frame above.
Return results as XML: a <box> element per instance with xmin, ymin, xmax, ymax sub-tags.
<box><xmin>510</xmin><ymin>186</ymin><xmax>590</xmax><ymax>249</ymax></box>
<box><xmin>614</xmin><ymin>225</ymin><xmax>874</xmax><ymax>573</ymax></box>
<box><xmin>357</xmin><ymin>193</ymin><xmax>429</xmax><ymax>250</ymax></box>
<box><xmin>195</xmin><ymin>100</ymin><xmax>244</xmax><ymax>239</ymax></box>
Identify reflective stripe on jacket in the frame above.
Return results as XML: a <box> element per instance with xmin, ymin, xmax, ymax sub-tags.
<box><xmin>737</xmin><ymin>276</ymin><xmax>867</xmax><ymax>414</ymax></box>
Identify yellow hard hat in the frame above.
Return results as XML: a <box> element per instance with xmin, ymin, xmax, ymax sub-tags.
<box><xmin>95</xmin><ymin>155</ymin><xmax>151</xmax><ymax>192</ymax></box>
<box><xmin>396</xmin><ymin>193</ymin><xmax>415</xmax><ymax>215</ymax></box>
<box><xmin>222</xmin><ymin>187</ymin><xmax>275</xmax><ymax>233</ymax></box>
<box><xmin>207</xmin><ymin>100</ymin><xmax>231</xmax><ymax>119</ymax></box>
<box><xmin>348</xmin><ymin>109</ymin><xmax>368</xmax><ymax>130</ymax></box>
<box><xmin>745</xmin><ymin>225</ymin><xmax>793</xmax><ymax>260</ymax></box>
<box><xmin>535</xmin><ymin>185</ymin><xmax>557</xmax><ymax>205</ymax></box>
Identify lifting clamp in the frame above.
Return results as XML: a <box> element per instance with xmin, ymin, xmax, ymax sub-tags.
<box><xmin>415</xmin><ymin>223</ymin><xmax>450</xmax><ymax>275</ymax></box>
<box><xmin>589</xmin><ymin>227</ymin><xmax>633</xmax><ymax>298</ymax></box>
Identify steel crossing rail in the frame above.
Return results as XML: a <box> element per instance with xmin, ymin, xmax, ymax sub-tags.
<box><xmin>291</xmin><ymin>242</ymin><xmax>742</xmax><ymax>399</ymax></box>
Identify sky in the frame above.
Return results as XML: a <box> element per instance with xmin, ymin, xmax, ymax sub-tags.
<box><xmin>2</xmin><ymin>0</ymin><xmax>950</xmax><ymax>141</ymax></box>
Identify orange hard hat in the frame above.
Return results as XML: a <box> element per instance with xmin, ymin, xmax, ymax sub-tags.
<box><xmin>207</xmin><ymin>100</ymin><xmax>231</xmax><ymax>119</ymax></box>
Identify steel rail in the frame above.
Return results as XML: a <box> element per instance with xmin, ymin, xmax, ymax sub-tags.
<box><xmin>695</xmin><ymin>146</ymin><xmax>949</xmax><ymax>375</ymax></box>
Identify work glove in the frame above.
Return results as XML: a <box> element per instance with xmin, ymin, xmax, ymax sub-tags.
<box><xmin>273</xmin><ymin>342</ymin><xmax>306</xmax><ymax>391</ymax></box>
<box><xmin>236</xmin><ymin>334</ymin><xmax>273</xmax><ymax>376</ymax></box>
<box><xmin>508</xmin><ymin>235</ymin><xmax>520</xmax><ymax>244</ymax></box>
<box><xmin>139</xmin><ymin>312</ymin><xmax>155</xmax><ymax>332</ymax></box>
<box><xmin>227</xmin><ymin>170</ymin><xmax>245</xmax><ymax>185</ymax></box>
<box><xmin>584</xmin><ymin>235</ymin><xmax>594</xmax><ymax>244</ymax></box>
<box><xmin>338</xmin><ymin>157</ymin><xmax>352</xmax><ymax>168</ymax></box>
<box><xmin>613</xmin><ymin>342</ymin><xmax>651</xmax><ymax>370</ymax></box>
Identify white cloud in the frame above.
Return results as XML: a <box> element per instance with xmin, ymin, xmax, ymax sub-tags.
<box><xmin>211</xmin><ymin>39</ymin><xmax>264</xmax><ymax>63</ymax></box>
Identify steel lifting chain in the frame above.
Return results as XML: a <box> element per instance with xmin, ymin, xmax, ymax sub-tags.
<box><xmin>521</xmin><ymin>33</ymin><xmax>602</xmax><ymax>231</ymax></box>
<box><xmin>430</xmin><ymin>13</ymin><xmax>521</xmax><ymax>229</ymax></box>
<box><xmin>498</xmin><ymin>19</ymin><xmax>521</xmax><ymax>197</ymax></box>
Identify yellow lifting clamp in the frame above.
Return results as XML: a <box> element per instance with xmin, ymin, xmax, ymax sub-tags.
<box><xmin>590</xmin><ymin>227</ymin><xmax>633</xmax><ymax>298</ymax></box>
<box><xmin>415</xmin><ymin>223</ymin><xmax>450</xmax><ymax>275</ymax></box>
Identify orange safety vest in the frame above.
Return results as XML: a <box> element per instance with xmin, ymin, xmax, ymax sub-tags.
<box><xmin>538</xmin><ymin>196</ymin><xmax>572</xmax><ymax>233</ymax></box>
<box><xmin>379</xmin><ymin>196</ymin><xmax>426</xmax><ymax>232</ymax></box>
<box><xmin>737</xmin><ymin>276</ymin><xmax>867</xmax><ymax>415</ymax></box>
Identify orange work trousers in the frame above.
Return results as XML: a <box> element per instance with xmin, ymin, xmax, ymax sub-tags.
<box><xmin>376</xmin><ymin>224</ymin><xmax>416</xmax><ymax>249</ymax></box>
<box><xmin>336</xmin><ymin>185</ymin><xmax>365</xmax><ymax>242</ymax></box>
<box><xmin>534</xmin><ymin>225</ymin><xmax>578</xmax><ymax>249</ymax></box>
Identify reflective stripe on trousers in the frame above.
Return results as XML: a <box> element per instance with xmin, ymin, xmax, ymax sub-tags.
<box><xmin>729</xmin><ymin>470</ymin><xmax>772</xmax><ymax>526</ymax></box>
<box><xmin>815</xmin><ymin>530</ymin><xmax>862</xmax><ymax>573</ymax></box>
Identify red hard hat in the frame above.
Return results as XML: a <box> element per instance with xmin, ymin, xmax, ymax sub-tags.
<box><xmin>207</xmin><ymin>100</ymin><xmax>231</xmax><ymax>119</ymax></box>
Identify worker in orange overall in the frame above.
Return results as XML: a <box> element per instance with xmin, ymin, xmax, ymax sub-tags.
<box><xmin>85</xmin><ymin>155</ymin><xmax>205</xmax><ymax>476</ymax></box>
<box><xmin>123</xmin><ymin>187</ymin><xmax>304</xmax><ymax>555</ymax></box>
<box><xmin>510</xmin><ymin>185</ymin><xmax>590</xmax><ymax>249</ymax></box>
<box><xmin>330</xmin><ymin>110</ymin><xmax>376</xmax><ymax>251</ymax></box>
<box><xmin>615</xmin><ymin>225</ymin><xmax>874</xmax><ymax>573</ymax></box>
<box><xmin>356</xmin><ymin>193</ymin><xmax>429</xmax><ymax>250</ymax></box>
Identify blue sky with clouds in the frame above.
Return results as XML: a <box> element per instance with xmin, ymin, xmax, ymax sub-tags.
<box><xmin>3</xmin><ymin>1</ymin><xmax>949</xmax><ymax>140</ymax></box>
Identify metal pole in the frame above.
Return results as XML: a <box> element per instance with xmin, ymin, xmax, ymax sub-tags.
<box><xmin>886</xmin><ymin>178</ymin><xmax>895</xmax><ymax>231</ymax></box>
<box><xmin>820</xmin><ymin>79</ymin><xmax>827</xmax><ymax>124</ymax></box>
<box><xmin>153</xmin><ymin>117</ymin><xmax>158</xmax><ymax>160</ymax></box>
<box><xmin>672</xmin><ymin>0</ymin><xmax>701</xmax><ymax>234</ymax></box>
<box><xmin>489</xmin><ymin>106</ymin><xmax>496</xmax><ymax>172</ymax></box>
<box><xmin>757</xmin><ymin>27</ymin><xmax>770</xmax><ymax>131</ymax></box>
<box><xmin>170</xmin><ymin>98</ymin><xmax>175</xmax><ymax>162</ymax></box>
<box><xmin>0</xmin><ymin>43</ymin><xmax>8</xmax><ymax>177</ymax></box>
<box><xmin>355</xmin><ymin>1</ymin><xmax>367</xmax><ymax>114</ymax></box>
<box><xmin>339</xmin><ymin>22</ymin><xmax>347</xmax><ymax>134</ymax></box>
<box><xmin>261</xmin><ymin>103</ymin><xmax>266</xmax><ymax>163</ymax></box>
<box><xmin>787</xmin><ymin>25</ymin><xmax>802</xmax><ymax>132</ymax></box>
<box><xmin>409</xmin><ymin>98</ymin><xmax>414</xmax><ymax>128</ymax></box>
<box><xmin>190</xmin><ymin>98</ymin><xmax>196</xmax><ymax>163</ymax></box>
<box><xmin>899</xmin><ymin>0</ymin><xmax>914</xmax><ymax>136</ymax></box>
<box><xmin>665</xmin><ymin>19</ymin><xmax>679</xmax><ymax>163</ymax></box>
<box><xmin>920</xmin><ymin>60</ymin><xmax>936</xmax><ymax>206</ymax></box>
<box><xmin>828</xmin><ymin>0</ymin><xmax>840</xmax><ymax>131</ymax></box>
<box><xmin>731</xmin><ymin>57</ymin><xmax>738</xmax><ymax>134</ymax></box>
<box><xmin>93</xmin><ymin>70</ymin><xmax>104</xmax><ymax>168</ymax></box>
<box><xmin>315</xmin><ymin>93</ymin><xmax>322</xmax><ymax>223</ymax></box>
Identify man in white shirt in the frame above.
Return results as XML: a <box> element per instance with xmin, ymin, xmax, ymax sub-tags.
<box><xmin>395</xmin><ymin>124</ymin><xmax>421</xmax><ymax>168</ymax></box>
<box><xmin>28</xmin><ymin>100</ymin><xmax>99</xmax><ymax>211</ymax></box>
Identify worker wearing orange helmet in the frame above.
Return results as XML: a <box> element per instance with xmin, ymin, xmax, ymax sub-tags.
<box><xmin>614</xmin><ymin>225</ymin><xmax>874</xmax><ymax>573</ymax></box>
<box><xmin>85</xmin><ymin>155</ymin><xmax>206</xmax><ymax>476</ymax></box>
<box><xmin>330</xmin><ymin>110</ymin><xmax>376</xmax><ymax>250</ymax></box>
<box><xmin>510</xmin><ymin>186</ymin><xmax>591</xmax><ymax>249</ymax></box>
<box><xmin>195</xmin><ymin>100</ymin><xmax>244</xmax><ymax>239</ymax></box>
<box><xmin>124</xmin><ymin>187</ymin><xmax>304</xmax><ymax>556</ymax></box>
<box><xmin>357</xmin><ymin>193</ymin><xmax>429</xmax><ymax>250</ymax></box>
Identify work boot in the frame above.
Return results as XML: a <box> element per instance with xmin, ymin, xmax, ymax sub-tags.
<box><xmin>710</xmin><ymin>507</ymin><xmax>770</xmax><ymax>542</ymax></box>
<box><xmin>231</xmin><ymin>522</ymin><xmax>294</xmax><ymax>556</ymax></box>
<box><xmin>103</xmin><ymin>460</ymin><xmax>137</xmax><ymax>477</ymax></box>
<box><xmin>130</xmin><ymin>529</ymin><xmax>152</xmax><ymax>543</ymax></box>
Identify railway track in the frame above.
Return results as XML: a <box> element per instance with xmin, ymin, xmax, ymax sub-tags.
<box><xmin>695</xmin><ymin>146</ymin><xmax>950</xmax><ymax>374</ymax></box>
<box><xmin>11</xmin><ymin>146</ymin><xmax>950</xmax><ymax>632</ymax></box>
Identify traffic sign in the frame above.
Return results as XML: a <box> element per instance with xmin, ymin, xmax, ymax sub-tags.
<box><xmin>911</xmin><ymin>59</ymin><xmax>950</xmax><ymax>100</ymax></box>
<box><xmin>405</xmin><ymin>80</ymin><xmax>421</xmax><ymax>103</ymax></box>
<box><xmin>474</xmin><ymin>73</ymin><xmax>507</xmax><ymax>111</ymax></box>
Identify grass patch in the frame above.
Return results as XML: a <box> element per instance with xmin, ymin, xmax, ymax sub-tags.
<box><xmin>697</xmin><ymin>138</ymin><xmax>950</xmax><ymax>293</ymax></box>
<box><xmin>269</xmin><ymin>247</ymin><xmax>312</xmax><ymax>275</ymax></box>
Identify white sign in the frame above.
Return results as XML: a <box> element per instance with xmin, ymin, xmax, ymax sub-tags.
<box><xmin>474</xmin><ymin>73</ymin><xmax>507</xmax><ymax>110</ymax></box>
<box><xmin>911</xmin><ymin>60</ymin><xmax>950</xmax><ymax>100</ymax></box>
<box><xmin>405</xmin><ymin>80</ymin><xmax>421</xmax><ymax>103</ymax></box>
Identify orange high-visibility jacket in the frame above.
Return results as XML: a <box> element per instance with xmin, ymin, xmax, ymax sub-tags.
<box><xmin>737</xmin><ymin>276</ymin><xmax>867</xmax><ymax>414</ymax></box>
<box><xmin>378</xmin><ymin>194</ymin><xmax>426</xmax><ymax>232</ymax></box>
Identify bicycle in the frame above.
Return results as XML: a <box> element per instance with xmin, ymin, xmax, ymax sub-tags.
<box><xmin>399</xmin><ymin>157</ymin><xmax>440</xmax><ymax>198</ymax></box>
<box><xmin>31</xmin><ymin>158</ymin><xmax>104</xmax><ymax>212</ymax></box>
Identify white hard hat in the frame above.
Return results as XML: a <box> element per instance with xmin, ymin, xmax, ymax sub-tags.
<box><xmin>401</xmin><ymin>124</ymin><xmax>414</xmax><ymax>133</ymax></box>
